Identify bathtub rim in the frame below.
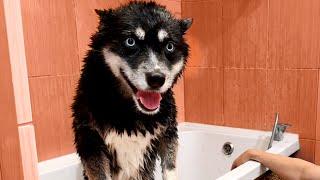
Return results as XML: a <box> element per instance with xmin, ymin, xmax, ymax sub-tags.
<box><xmin>216</xmin><ymin>133</ymin><xmax>299</xmax><ymax>180</ymax></box>
<box><xmin>38</xmin><ymin>122</ymin><xmax>300</xmax><ymax>180</ymax></box>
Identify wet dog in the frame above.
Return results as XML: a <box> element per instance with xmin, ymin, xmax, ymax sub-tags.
<box><xmin>72</xmin><ymin>1</ymin><xmax>192</xmax><ymax>179</ymax></box>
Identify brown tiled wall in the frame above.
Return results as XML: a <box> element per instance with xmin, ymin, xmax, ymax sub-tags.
<box><xmin>21</xmin><ymin>0</ymin><xmax>79</xmax><ymax>161</ymax></box>
<box><xmin>182</xmin><ymin>0</ymin><xmax>320</xmax><ymax>163</ymax></box>
<box><xmin>21</xmin><ymin>0</ymin><xmax>183</xmax><ymax>161</ymax></box>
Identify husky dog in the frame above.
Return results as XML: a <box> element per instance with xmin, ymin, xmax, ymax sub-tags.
<box><xmin>72</xmin><ymin>1</ymin><xmax>192</xmax><ymax>180</ymax></box>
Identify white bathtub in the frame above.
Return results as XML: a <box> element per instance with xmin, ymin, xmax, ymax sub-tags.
<box><xmin>39</xmin><ymin>122</ymin><xmax>299</xmax><ymax>180</ymax></box>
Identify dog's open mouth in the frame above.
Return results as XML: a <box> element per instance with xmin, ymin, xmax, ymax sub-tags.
<box><xmin>136</xmin><ymin>91</ymin><xmax>162</xmax><ymax>111</ymax></box>
<box><xmin>120</xmin><ymin>69</ymin><xmax>162</xmax><ymax>113</ymax></box>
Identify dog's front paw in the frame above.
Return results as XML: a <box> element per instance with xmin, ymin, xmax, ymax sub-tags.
<box><xmin>164</xmin><ymin>169</ymin><xmax>178</xmax><ymax>180</ymax></box>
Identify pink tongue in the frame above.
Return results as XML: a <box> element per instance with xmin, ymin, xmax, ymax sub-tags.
<box><xmin>136</xmin><ymin>91</ymin><xmax>162</xmax><ymax>110</ymax></box>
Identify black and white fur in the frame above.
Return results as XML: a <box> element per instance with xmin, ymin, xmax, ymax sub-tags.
<box><xmin>72</xmin><ymin>1</ymin><xmax>192</xmax><ymax>180</ymax></box>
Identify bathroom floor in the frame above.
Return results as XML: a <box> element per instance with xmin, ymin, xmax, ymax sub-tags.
<box><xmin>256</xmin><ymin>171</ymin><xmax>281</xmax><ymax>180</ymax></box>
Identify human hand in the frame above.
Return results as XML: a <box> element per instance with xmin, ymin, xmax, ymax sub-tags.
<box><xmin>231</xmin><ymin>149</ymin><xmax>259</xmax><ymax>170</ymax></box>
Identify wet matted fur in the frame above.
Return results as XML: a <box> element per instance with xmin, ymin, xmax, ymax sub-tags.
<box><xmin>72</xmin><ymin>1</ymin><xmax>192</xmax><ymax>180</ymax></box>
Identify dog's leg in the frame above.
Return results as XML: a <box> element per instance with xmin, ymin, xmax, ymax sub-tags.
<box><xmin>75</xmin><ymin>126</ymin><xmax>114</xmax><ymax>180</ymax></box>
<box><xmin>82</xmin><ymin>154</ymin><xmax>111</xmax><ymax>180</ymax></box>
<box><xmin>159</xmin><ymin>126</ymin><xmax>179</xmax><ymax>180</ymax></box>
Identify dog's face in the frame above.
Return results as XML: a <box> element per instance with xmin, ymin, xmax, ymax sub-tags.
<box><xmin>94</xmin><ymin>2</ymin><xmax>192</xmax><ymax>115</ymax></box>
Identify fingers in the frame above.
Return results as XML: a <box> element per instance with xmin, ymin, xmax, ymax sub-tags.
<box><xmin>231</xmin><ymin>157</ymin><xmax>242</xmax><ymax>170</ymax></box>
<box><xmin>231</xmin><ymin>157</ymin><xmax>240</xmax><ymax>170</ymax></box>
<box><xmin>231</xmin><ymin>149</ymin><xmax>254</xmax><ymax>170</ymax></box>
<box><xmin>231</xmin><ymin>161</ymin><xmax>237</xmax><ymax>170</ymax></box>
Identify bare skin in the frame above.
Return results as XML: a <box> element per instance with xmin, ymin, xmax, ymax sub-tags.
<box><xmin>232</xmin><ymin>149</ymin><xmax>320</xmax><ymax>180</ymax></box>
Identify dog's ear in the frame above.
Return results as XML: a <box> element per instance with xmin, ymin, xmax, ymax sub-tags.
<box><xmin>95</xmin><ymin>9</ymin><xmax>113</xmax><ymax>20</ymax></box>
<box><xmin>95</xmin><ymin>9</ymin><xmax>105</xmax><ymax>17</ymax></box>
<box><xmin>94</xmin><ymin>9</ymin><xmax>114</xmax><ymax>30</ymax></box>
<box><xmin>180</xmin><ymin>18</ymin><xmax>193</xmax><ymax>33</ymax></box>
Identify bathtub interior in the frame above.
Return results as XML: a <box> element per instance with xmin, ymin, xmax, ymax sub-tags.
<box><xmin>38</xmin><ymin>122</ymin><xmax>299</xmax><ymax>180</ymax></box>
<box><xmin>175</xmin><ymin>131</ymin><xmax>270</xmax><ymax>180</ymax></box>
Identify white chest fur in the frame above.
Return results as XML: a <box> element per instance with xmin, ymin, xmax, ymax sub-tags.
<box><xmin>105</xmin><ymin>130</ymin><xmax>159</xmax><ymax>179</ymax></box>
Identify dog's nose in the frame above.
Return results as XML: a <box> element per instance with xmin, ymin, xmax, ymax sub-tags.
<box><xmin>146</xmin><ymin>72</ymin><xmax>166</xmax><ymax>89</ymax></box>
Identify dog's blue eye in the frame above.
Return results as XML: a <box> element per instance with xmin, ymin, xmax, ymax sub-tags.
<box><xmin>125</xmin><ymin>38</ymin><xmax>135</xmax><ymax>47</ymax></box>
<box><xmin>166</xmin><ymin>42</ymin><xmax>174</xmax><ymax>52</ymax></box>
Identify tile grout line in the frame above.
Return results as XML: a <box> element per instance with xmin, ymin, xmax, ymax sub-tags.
<box><xmin>0</xmin><ymin>147</ymin><xmax>3</xmax><ymax>180</ymax></box>
<box><xmin>71</xmin><ymin>0</ymin><xmax>82</xmax><ymax>73</ymax></box>
<box><xmin>315</xmin><ymin>70</ymin><xmax>320</xmax><ymax>161</ymax></box>
<box><xmin>186</xmin><ymin>66</ymin><xmax>320</xmax><ymax>71</ymax></box>
<box><xmin>221</xmin><ymin>0</ymin><xmax>225</xmax><ymax>126</ymax></box>
<box><xmin>315</xmin><ymin>70</ymin><xmax>320</xmax><ymax>140</ymax></box>
<box><xmin>29</xmin><ymin>73</ymin><xmax>80</xmax><ymax>79</ymax></box>
<box><xmin>265</xmin><ymin>0</ymin><xmax>270</xmax><ymax>131</ymax></box>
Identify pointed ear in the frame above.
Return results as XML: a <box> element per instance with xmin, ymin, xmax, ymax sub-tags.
<box><xmin>180</xmin><ymin>18</ymin><xmax>193</xmax><ymax>33</ymax></box>
<box><xmin>95</xmin><ymin>9</ymin><xmax>105</xmax><ymax>18</ymax></box>
<box><xmin>94</xmin><ymin>9</ymin><xmax>113</xmax><ymax>19</ymax></box>
<box><xmin>94</xmin><ymin>9</ymin><xmax>114</xmax><ymax>31</ymax></box>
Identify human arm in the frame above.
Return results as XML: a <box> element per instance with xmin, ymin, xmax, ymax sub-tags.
<box><xmin>231</xmin><ymin>149</ymin><xmax>320</xmax><ymax>180</ymax></box>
